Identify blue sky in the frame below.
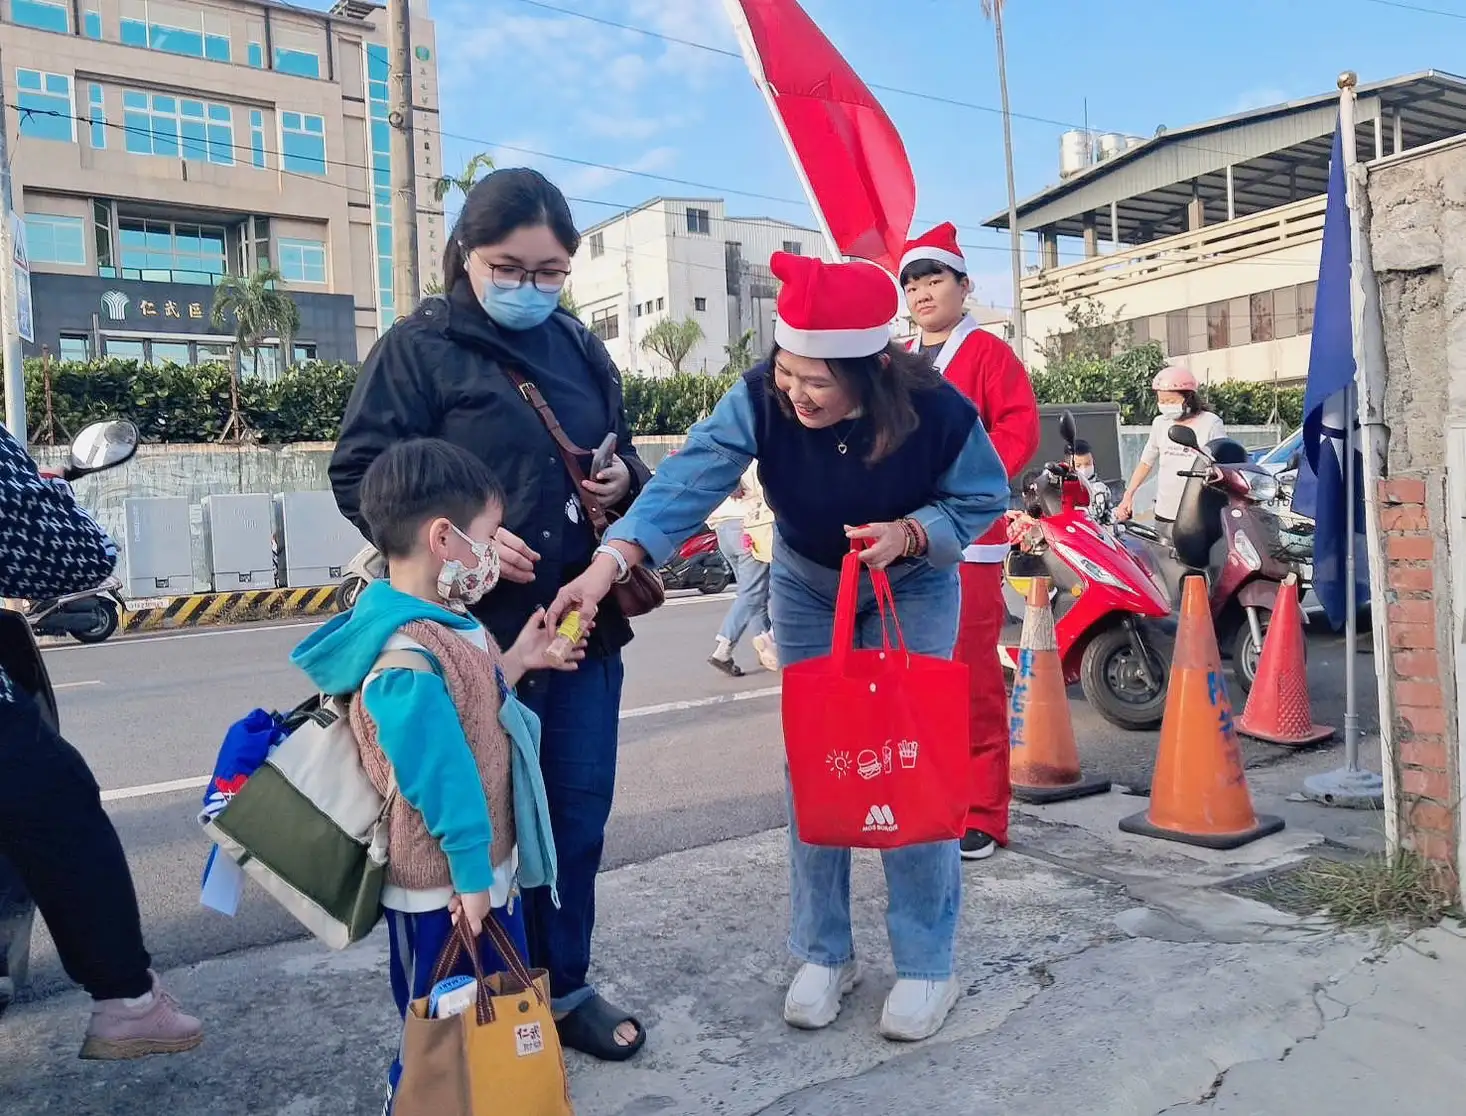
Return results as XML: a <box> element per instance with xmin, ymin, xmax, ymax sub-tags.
<box><xmin>405</xmin><ymin>0</ymin><xmax>1464</xmax><ymax>307</ymax></box>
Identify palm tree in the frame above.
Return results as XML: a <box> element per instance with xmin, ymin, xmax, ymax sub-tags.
<box><xmin>640</xmin><ymin>316</ymin><xmax>705</xmax><ymax>375</ymax></box>
<box><xmin>210</xmin><ymin>267</ymin><xmax>301</xmax><ymax>442</ymax></box>
<box><xmin>433</xmin><ymin>151</ymin><xmax>496</xmax><ymax>204</ymax></box>
<box><xmin>722</xmin><ymin>328</ymin><xmax>757</xmax><ymax>375</ymax></box>
<box><xmin>982</xmin><ymin>0</ymin><xmax>1026</xmax><ymax>357</ymax></box>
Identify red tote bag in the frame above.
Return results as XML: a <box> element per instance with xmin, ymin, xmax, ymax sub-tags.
<box><xmin>782</xmin><ymin>543</ymin><xmax>971</xmax><ymax>849</ymax></box>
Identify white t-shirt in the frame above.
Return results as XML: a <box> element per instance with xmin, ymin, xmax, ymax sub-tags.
<box><xmin>1141</xmin><ymin>411</ymin><xmax>1227</xmax><ymax>521</ymax></box>
<box><xmin>366</xmin><ymin>622</ymin><xmax>518</xmax><ymax>914</ymax></box>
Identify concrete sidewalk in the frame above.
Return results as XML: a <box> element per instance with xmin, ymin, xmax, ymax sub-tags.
<box><xmin>1</xmin><ymin>790</ymin><xmax>1460</xmax><ymax>1116</ymax></box>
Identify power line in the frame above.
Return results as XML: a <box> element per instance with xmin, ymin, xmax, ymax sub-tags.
<box><xmin>1360</xmin><ymin>0</ymin><xmax>1466</xmax><ymax>18</ymax></box>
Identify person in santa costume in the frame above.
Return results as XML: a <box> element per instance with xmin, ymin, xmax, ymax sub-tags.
<box><xmin>900</xmin><ymin>223</ymin><xmax>1040</xmax><ymax>862</ymax></box>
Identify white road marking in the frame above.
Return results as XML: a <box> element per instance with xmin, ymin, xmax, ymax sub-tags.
<box><xmin>48</xmin><ymin>591</ymin><xmax>734</xmax><ymax>652</ymax></box>
<box><xmin>54</xmin><ymin>679</ymin><xmax>103</xmax><ymax>690</ymax></box>
<box><xmin>99</xmin><ymin>684</ymin><xmax>780</xmax><ymax>804</ymax></box>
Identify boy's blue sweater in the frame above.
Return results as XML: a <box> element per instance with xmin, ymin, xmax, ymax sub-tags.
<box><xmin>290</xmin><ymin>581</ymin><xmax>556</xmax><ymax>900</ymax></box>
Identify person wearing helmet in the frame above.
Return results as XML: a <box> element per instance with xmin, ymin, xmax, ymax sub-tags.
<box><xmin>1115</xmin><ymin>366</ymin><xmax>1226</xmax><ymax>528</ymax></box>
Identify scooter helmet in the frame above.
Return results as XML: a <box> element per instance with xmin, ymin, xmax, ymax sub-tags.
<box><xmin>1151</xmin><ymin>365</ymin><xmax>1198</xmax><ymax>392</ymax></box>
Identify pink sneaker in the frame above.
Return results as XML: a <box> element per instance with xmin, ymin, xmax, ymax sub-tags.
<box><xmin>80</xmin><ymin>971</ymin><xmax>203</xmax><ymax>1060</ymax></box>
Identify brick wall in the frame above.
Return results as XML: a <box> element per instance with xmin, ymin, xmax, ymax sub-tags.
<box><xmin>1379</xmin><ymin>475</ymin><xmax>1459</xmax><ymax>879</ymax></box>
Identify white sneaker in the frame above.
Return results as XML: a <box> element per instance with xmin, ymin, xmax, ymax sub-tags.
<box><xmin>752</xmin><ymin>632</ymin><xmax>781</xmax><ymax>672</ymax></box>
<box><xmin>879</xmin><ymin>977</ymin><xmax>960</xmax><ymax>1042</ymax></box>
<box><xmin>783</xmin><ymin>961</ymin><xmax>859</xmax><ymax>1030</ymax></box>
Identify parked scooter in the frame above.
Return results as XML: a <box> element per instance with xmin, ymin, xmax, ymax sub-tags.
<box><xmin>25</xmin><ymin>575</ymin><xmax>126</xmax><ymax>644</ymax></box>
<box><xmin>1000</xmin><ymin>412</ymin><xmax>1175</xmax><ymax>731</ymax></box>
<box><xmin>657</xmin><ymin>524</ymin><xmax>733</xmax><ymax>593</ymax></box>
<box><xmin>336</xmin><ymin>542</ymin><xmax>386</xmax><ymax>610</ymax></box>
<box><xmin>1121</xmin><ymin>424</ymin><xmax>1296</xmax><ymax>695</ymax></box>
<box><xmin>0</xmin><ymin>418</ymin><xmax>140</xmax><ymax>1010</ymax></box>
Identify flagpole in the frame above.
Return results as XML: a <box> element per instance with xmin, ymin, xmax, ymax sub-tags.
<box><xmin>1302</xmin><ymin>71</ymin><xmax>1385</xmax><ymax>810</ymax></box>
<box><xmin>721</xmin><ymin>0</ymin><xmax>844</xmax><ymax>264</ymax></box>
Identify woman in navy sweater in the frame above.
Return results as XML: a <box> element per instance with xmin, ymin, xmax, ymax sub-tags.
<box><xmin>551</xmin><ymin>252</ymin><xmax>1010</xmax><ymax>1042</ymax></box>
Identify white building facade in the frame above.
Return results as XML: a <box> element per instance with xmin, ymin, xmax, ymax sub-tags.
<box><xmin>989</xmin><ymin>71</ymin><xmax>1466</xmax><ymax>385</ymax></box>
<box><xmin>569</xmin><ymin>198</ymin><xmax>820</xmax><ymax>377</ymax></box>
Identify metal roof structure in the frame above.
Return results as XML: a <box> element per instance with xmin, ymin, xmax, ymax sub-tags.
<box><xmin>985</xmin><ymin>70</ymin><xmax>1466</xmax><ymax>243</ymax></box>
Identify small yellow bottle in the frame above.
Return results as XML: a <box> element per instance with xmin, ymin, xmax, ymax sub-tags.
<box><xmin>545</xmin><ymin>610</ymin><xmax>583</xmax><ymax>665</ymax></box>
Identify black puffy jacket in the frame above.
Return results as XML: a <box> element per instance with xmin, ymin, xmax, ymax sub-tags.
<box><xmin>329</xmin><ymin>282</ymin><xmax>650</xmax><ymax>655</ymax></box>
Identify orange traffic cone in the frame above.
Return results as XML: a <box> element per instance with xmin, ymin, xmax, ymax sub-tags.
<box><xmin>1120</xmin><ymin>575</ymin><xmax>1284</xmax><ymax>849</ymax></box>
<box><xmin>1237</xmin><ymin>575</ymin><xmax>1335</xmax><ymax>747</ymax></box>
<box><xmin>1009</xmin><ymin>576</ymin><xmax>1111</xmax><ymax>804</ymax></box>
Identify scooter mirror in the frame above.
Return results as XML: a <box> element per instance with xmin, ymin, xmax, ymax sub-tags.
<box><xmin>1058</xmin><ymin>411</ymin><xmax>1077</xmax><ymax>448</ymax></box>
<box><xmin>1168</xmin><ymin>424</ymin><xmax>1199</xmax><ymax>450</ymax></box>
<box><xmin>69</xmin><ymin>419</ymin><xmax>140</xmax><ymax>475</ymax></box>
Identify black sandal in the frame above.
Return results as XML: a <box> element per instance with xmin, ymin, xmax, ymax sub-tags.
<box><xmin>556</xmin><ymin>994</ymin><xmax>647</xmax><ymax>1062</ymax></box>
<box><xmin>708</xmin><ymin>655</ymin><xmax>743</xmax><ymax>677</ymax></box>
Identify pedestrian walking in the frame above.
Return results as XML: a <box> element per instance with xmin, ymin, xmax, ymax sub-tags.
<box><xmin>900</xmin><ymin>224</ymin><xmax>1040</xmax><ymax>861</ymax></box>
<box><xmin>0</xmin><ymin>424</ymin><xmax>202</xmax><ymax>1058</ymax></box>
<box><xmin>329</xmin><ymin>168</ymin><xmax>649</xmax><ymax>1061</ymax></box>
<box><xmin>707</xmin><ymin>462</ymin><xmax>779</xmax><ymax>675</ymax></box>
<box><xmin>549</xmin><ymin>251</ymin><xmax>1009</xmax><ymax>1042</ymax></box>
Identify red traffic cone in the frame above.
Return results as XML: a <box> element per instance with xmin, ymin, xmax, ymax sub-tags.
<box><xmin>1237</xmin><ymin>575</ymin><xmax>1335</xmax><ymax>746</ymax></box>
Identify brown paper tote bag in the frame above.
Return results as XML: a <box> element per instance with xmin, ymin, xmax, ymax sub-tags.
<box><xmin>393</xmin><ymin>916</ymin><xmax>574</xmax><ymax>1116</ymax></box>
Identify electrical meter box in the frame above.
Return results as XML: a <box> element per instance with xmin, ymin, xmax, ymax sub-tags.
<box><xmin>123</xmin><ymin>497</ymin><xmax>193</xmax><ymax>599</ymax></box>
<box><xmin>202</xmin><ymin>494</ymin><xmax>275</xmax><ymax>591</ymax></box>
<box><xmin>273</xmin><ymin>491</ymin><xmax>365</xmax><ymax>587</ymax></box>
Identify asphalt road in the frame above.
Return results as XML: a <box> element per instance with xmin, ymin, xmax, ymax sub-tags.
<box><xmin>19</xmin><ymin>589</ymin><xmax>1373</xmax><ymax>1001</ymax></box>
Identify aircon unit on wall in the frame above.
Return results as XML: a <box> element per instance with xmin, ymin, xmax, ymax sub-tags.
<box><xmin>273</xmin><ymin>491</ymin><xmax>366</xmax><ymax>587</ymax></box>
<box><xmin>202</xmin><ymin>494</ymin><xmax>275</xmax><ymax>591</ymax></box>
<box><xmin>123</xmin><ymin>497</ymin><xmax>192</xmax><ymax>599</ymax></box>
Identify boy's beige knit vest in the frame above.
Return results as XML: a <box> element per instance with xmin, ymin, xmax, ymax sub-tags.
<box><xmin>350</xmin><ymin>619</ymin><xmax>516</xmax><ymax>892</ymax></box>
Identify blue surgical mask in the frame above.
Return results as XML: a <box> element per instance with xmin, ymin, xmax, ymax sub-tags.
<box><xmin>479</xmin><ymin>282</ymin><xmax>560</xmax><ymax>331</ymax></box>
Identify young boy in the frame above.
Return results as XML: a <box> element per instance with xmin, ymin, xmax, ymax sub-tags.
<box><xmin>290</xmin><ymin>438</ymin><xmax>571</xmax><ymax>1112</ymax></box>
<box><xmin>1071</xmin><ymin>440</ymin><xmax>1113</xmax><ymax>512</ymax></box>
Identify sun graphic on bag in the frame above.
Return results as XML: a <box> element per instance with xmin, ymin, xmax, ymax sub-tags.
<box><xmin>826</xmin><ymin>750</ymin><xmax>853</xmax><ymax>779</ymax></box>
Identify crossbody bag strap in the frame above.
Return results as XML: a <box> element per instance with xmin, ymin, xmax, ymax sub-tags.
<box><xmin>501</xmin><ymin>364</ymin><xmax>611</xmax><ymax>536</ymax></box>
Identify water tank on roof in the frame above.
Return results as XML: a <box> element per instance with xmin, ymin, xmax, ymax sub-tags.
<box><xmin>1096</xmin><ymin>133</ymin><xmax>1127</xmax><ymax>162</ymax></box>
<box><xmin>1126</xmin><ymin>134</ymin><xmax>1148</xmax><ymax>151</ymax></box>
<box><xmin>1059</xmin><ymin>130</ymin><xmax>1093</xmax><ymax>178</ymax></box>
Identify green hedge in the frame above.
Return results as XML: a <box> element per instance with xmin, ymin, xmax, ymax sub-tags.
<box><xmin>22</xmin><ymin>354</ymin><xmax>1304</xmax><ymax>446</ymax></box>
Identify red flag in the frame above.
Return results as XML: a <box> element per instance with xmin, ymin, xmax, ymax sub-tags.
<box><xmin>724</xmin><ymin>0</ymin><xmax>917</xmax><ymax>274</ymax></box>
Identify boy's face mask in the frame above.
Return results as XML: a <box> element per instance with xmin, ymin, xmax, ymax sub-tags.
<box><xmin>437</xmin><ymin>525</ymin><xmax>501</xmax><ymax>608</ymax></box>
<box><xmin>1076</xmin><ymin>463</ymin><xmax>1095</xmax><ymax>480</ymax></box>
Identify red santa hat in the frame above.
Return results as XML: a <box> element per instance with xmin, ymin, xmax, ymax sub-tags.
<box><xmin>899</xmin><ymin>222</ymin><xmax>966</xmax><ymax>276</ymax></box>
<box><xmin>771</xmin><ymin>251</ymin><xmax>896</xmax><ymax>360</ymax></box>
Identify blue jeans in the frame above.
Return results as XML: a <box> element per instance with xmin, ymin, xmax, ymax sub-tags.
<box><xmin>385</xmin><ymin>904</ymin><xmax>528</xmax><ymax>1107</ymax></box>
<box><xmin>518</xmin><ymin>653</ymin><xmax>625</xmax><ymax>1013</ymax></box>
<box><xmin>716</xmin><ymin>520</ymin><xmax>771</xmax><ymax>645</ymax></box>
<box><xmin>770</xmin><ymin>537</ymin><xmax>963</xmax><ymax>981</ymax></box>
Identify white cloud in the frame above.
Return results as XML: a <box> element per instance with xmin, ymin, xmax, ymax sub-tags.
<box><xmin>557</xmin><ymin>146</ymin><xmax>679</xmax><ymax>199</ymax></box>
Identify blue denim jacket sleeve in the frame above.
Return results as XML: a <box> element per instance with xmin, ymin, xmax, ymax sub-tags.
<box><xmin>908</xmin><ymin>420</ymin><xmax>1012</xmax><ymax>568</ymax></box>
<box><xmin>605</xmin><ymin>378</ymin><xmax>758</xmax><ymax>566</ymax></box>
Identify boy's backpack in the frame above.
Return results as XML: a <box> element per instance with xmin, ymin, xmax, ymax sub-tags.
<box><xmin>203</xmin><ymin>649</ymin><xmax>435</xmax><ymax>949</ymax></box>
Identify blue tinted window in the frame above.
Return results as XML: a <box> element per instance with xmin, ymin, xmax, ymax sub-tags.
<box><xmin>277</xmin><ymin>238</ymin><xmax>327</xmax><ymax>284</ymax></box>
<box><xmin>88</xmin><ymin>84</ymin><xmax>105</xmax><ymax>149</ymax></box>
<box><xmin>205</xmin><ymin>34</ymin><xmax>231</xmax><ymax>62</ymax></box>
<box><xmin>120</xmin><ymin>18</ymin><xmax>147</xmax><ymax>46</ymax></box>
<box><xmin>83</xmin><ymin>9</ymin><xmax>101</xmax><ymax>38</ymax></box>
<box><xmin>274</xmin><ymin>48</ymin><xmax>320</xmax><ymax>79</ymax></box>
<box><xmin>122</xmin><ymin>91</ymin><xmax>234</xmax><ymax>165</ymax></box>
<box><xmin>249</xmin><ymin>109</ymin><xmax>266</xmax><ymax>168</ymax></box>
<box><xmin>366</xmin><ymin>44</ymin><xmax>389</xmax><ymax>82</ymax></box>
<box><xmin>149</xmin><ymin>24</ymin><xmax>204</xmax><ymax>57</ymax></box>
<box><xmin>24</xmin><ymin>214</ymin><xmax>86</xmax><ymax>266</ymax></box>
<box><xmin>15</xmin><ymin>69</ymin><xmax>73</xmax><ymax>142</ymax></box>
<box><xmin>281</xmin><ymin>112</ymin><xmax>327</xmax><ymax>176</ymax></box>
<box><xmin>13</xmin><ymin>0</ymin><xmax>69</xmax><ymax>33</ymax></box>
<box><xmin>248</xmin><ymin>41</ymin><xmax>264</xmax><ymax>68</ymax></box>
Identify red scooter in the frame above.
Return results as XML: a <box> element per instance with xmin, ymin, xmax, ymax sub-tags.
<box><xmin>1000</xmin><ymin>413</ymin><xmax>1174</xmax><ymax>731</ymax></box>
<box><xmin>1121</xmin><ymin>424</ymin><xmax>1294</xmax><ymax>697</ymax></box>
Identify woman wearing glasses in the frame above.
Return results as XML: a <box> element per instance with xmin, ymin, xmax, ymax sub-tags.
<box><xmin>329</xmin><ymin>168</ymin><xmax>650</xmax><ymax>1063</ymax></box>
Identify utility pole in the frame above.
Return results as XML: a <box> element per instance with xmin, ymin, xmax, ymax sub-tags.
<box><xmin>0</xmin><ymin>51</ymin><xmax>27</xmax><ymax>439</ymax></box>
<box><xmin>387</xmin><ymin>0</ymin><xmax>421</xmax><ymax>320</ymax></box>
<box><xmin>984</xmin><ymin>0</ymin><xmax>1027</xmax><ymax>361</ymax></box>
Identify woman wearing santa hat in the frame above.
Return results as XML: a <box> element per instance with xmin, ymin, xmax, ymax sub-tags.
<box><xmin>550</xmin><ymin>251</ymin><xmax>1011</xmax><ymax>1042</ymax></box>
<box><xmin>899</xmin><ymin>223</ymin><xmax>1040</xmax><ymax>863</ymax></box>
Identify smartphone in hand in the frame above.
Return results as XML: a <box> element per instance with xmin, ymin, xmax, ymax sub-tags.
<box><xmin>590</xmin><ymin>433</ymin><xmax>618</xmax><ymax>478</ymax></box>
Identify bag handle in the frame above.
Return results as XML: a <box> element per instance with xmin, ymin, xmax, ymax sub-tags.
<box><xmin>831</xmin><ymin>539</ymin><xmax>908</xmax><ymax>671</ymax></box>
<box><xmin>427</xmin><ymin>912</ymin><xmax>548</xmax><ymax>1024</ymax></box>
<box><xmin>501</xmin><ymin>365</ymin><xmax>611</xmax><ymax>536</ymax></box>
